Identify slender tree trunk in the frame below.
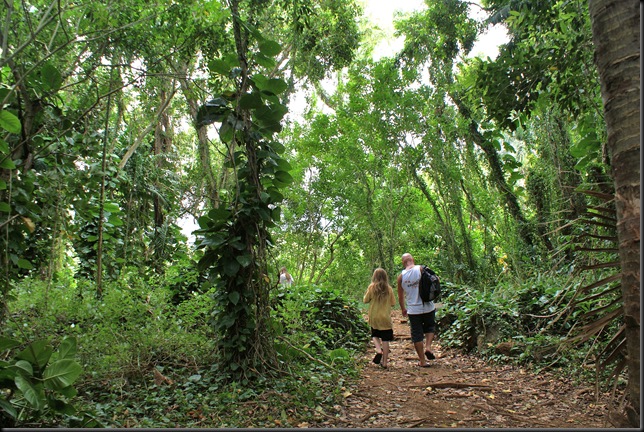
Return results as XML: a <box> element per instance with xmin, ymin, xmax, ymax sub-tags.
<box><xmin>588</xmin><ymin>0</ymin><xmax>640</xmax><ymax>427</ymax></box>
<box><xmin>451</xmin><ymin>94</ymin><xmax>537</xmax><ymax>249</ymax></box>
<box><xmin>96</xmin><ymin>66</ymin><xmax>117</xmax><ymax>297</ymax></box>
<box><xmin>176</xmin><ymin>64</ymin><xmax>220</xmax><ymax>208</ymax></box>
<box><xmin>152</xmin><ymin>87</ymin><xmax>172</xmax><ymax>273</ymax></box>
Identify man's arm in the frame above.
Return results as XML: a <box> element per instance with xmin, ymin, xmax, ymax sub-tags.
<box><xmin>397</xmin><ymin>273</ymin><xmax>407</xmax><ymax>317</ymax></box>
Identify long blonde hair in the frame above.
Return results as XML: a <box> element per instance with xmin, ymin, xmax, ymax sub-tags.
<box><xmin>280</xmin><ymin>267</ymin><xmax>292</xmax><ymax>282</ymax></box>
<box><xmin>368</xmin><ymin>268</ymin><xmax>391</xmax><ymax>300</ymax></box>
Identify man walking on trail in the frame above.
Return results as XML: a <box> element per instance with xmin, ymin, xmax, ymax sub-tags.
<box><xmin>397</xmin><ymin>253</ymin><xmax>437</xmax><ymax>368</ymax></box>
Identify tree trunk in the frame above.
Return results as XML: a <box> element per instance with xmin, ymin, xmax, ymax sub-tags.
<box><xmin>176</xmin><ymin>63</ymin><xmax>220</xmax><ymax>208</ymax></box>
<box><xmin>152</xmin><ymin>87</ymin><xmax>172</xmax><ymax>273</ymax></box>
<box><xmin>451</xmin><ymin>94</ymin><xmax>538</xmax><ymax>249</ymax></box>
<box><xmin>588</xmin><ymin>0</ymin><xmax>640</xmax><ymax>427</ymax></box>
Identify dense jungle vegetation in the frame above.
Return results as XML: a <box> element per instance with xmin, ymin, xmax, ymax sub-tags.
<box><xmin>0</xmin><ymin>0</ymin><xmax>639</xmax><ymax>428</ymax></box>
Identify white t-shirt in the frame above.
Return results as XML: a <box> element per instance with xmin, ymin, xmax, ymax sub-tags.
<box><xmin>279</xmin><ymin>273</ymin><xmax>293</xmax><ymax>286</ymax></box>
<box><xmin>401</xmin><ymin>265</ymin><xmax>435</xmax><ymax>315</ymax></box>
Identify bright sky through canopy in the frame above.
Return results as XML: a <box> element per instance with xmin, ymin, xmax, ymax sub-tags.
<box><xmin>362</xmin><ymin>0</ymin><xmax>508</xmax><ymax>60</ymax></box>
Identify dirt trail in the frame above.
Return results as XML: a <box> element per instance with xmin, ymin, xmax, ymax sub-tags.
<box><xmin>312</xmin><ymin>309</ymin><xmax>618</xmax><ymax>428</ymax></box>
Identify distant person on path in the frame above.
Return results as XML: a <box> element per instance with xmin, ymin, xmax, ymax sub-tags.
<box><xmin>397</xmin><ymin>253</ymin><xmax>437</xmax><ymax>368</ymax></box>
<box><xmin>363</xmin><ymin>267</ymin><xmax>397</xmax><ymax>369</ymax></box>
<box><xmin>279</xmin><ymin>267</ymin><xmax>294</xmax><ymax>287</ymax></box>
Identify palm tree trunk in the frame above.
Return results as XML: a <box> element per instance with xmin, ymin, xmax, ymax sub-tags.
<box><xmin>588</xmin><ymin>0</ymin><xmax>640</xmax><ymax>427</ymax></box>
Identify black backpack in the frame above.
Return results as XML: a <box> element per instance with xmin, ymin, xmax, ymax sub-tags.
<box><xmin>419</xmin><ymin>265</ymin><xmax>441</xmax><ymax>303</ymax></box>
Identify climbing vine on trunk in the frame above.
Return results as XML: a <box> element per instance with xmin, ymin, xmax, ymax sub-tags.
<box><xmin>195</xmin><ymin>0</ymin><xmax>293</xmax><ymax>381</ymax></box>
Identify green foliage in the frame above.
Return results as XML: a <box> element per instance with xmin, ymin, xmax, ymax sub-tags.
<box><xmin>475</xmin><ymin>0</ymin><xmax>599</xmax><ymax>130</ymax></box>
<box><xmin>81</xmin><ymin>358</ymin><xmax>354</xmax><ymax>428</ymax></box>
<box><xmin>439</xmin><ymin>272</ymin><xmax>575</xmax><ymax>354</ymax></box>
<box><xmin>273</xmin><ymin>283</ymin><xmax>370</xmax><ymax>353</ymax></box>
<box><xmin>164</xmin><ymin>253</ymin><xmax>208</xmax><ymax>305</ymax></box>
<box><xmin>5</xmin><ymin>273</ymin><xmax>365</xmax><ymax>427</ymax></box>
<box><xmin>0</xmin><ymin>0</ymin><xmax>633</xmax><ymax>426</ymax></box>
<box><xmin>7</xmin><ymin>276</ymin><xmax>214</xmax><ymax>381</ymax></box>
<box><xmin>194</xmin><ymin>9</ymin><xmax>294</xmax><ymax>380</ymax></box>
<box><xmin>0</xmin><ymin>335</ymin><xmax>101</xmax><ymax>427</ymax></box>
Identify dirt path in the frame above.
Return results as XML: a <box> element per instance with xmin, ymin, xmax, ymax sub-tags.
<box><xmin>312</xmin><ymin>309</ymin><xmax>618</xmax><ymax>428</ymax></box>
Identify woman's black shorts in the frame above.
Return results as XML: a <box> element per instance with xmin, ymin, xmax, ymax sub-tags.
<box><xmin>370</xmin><ymin>327</ymin><xmax>394</xmax><ymax>342</ymax></box>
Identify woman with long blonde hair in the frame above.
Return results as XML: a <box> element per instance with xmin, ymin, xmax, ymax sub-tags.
<box><xmin>363</xmin><ymin>267</ymin><xmax>396</xmax><ymax>368</ymax></box>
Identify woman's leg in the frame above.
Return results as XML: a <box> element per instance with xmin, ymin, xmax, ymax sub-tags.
<box><xmin>381</xmin><ymin>341</ymin><xmax>390</xmax><ymax>367</ymax></box>
<box><xmin>372</xmin><ymin>336</ymin><xmax>383</xmax><ymax>364</ymax></box>
<box><xmin>372</xmin><ymin>336</ymin><xmax>382</xmax><ymax>354</ymax></box>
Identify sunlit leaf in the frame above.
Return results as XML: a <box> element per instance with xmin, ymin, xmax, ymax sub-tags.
<box><xmin>16</xmin><ymin>339</ymin><xmax>53</xmax><ymax>371</ymax></box>
<box><xmin>43</xmin><ymin>359</ymin><xmax>82</xmax><ymax>390</ymax></box>
<box><xmin>17</xmin><ymin>259</ymin><xmax>33</xmax><ymax>270</ymax></box>
<box><xmin>57</xmin><ymin>337</ymin><xmax>77</xmax><ymax>359</ymax></box>
<box><xmin>258</xmin><ymin>40</ymin><xmax>281</xmax><ymax>57</ymax></box>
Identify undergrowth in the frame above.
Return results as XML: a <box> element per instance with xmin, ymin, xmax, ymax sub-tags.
<box><xmin>437</xmin><ymin>268</ymin><xmax>622</xmax><ymax>391</ymax></box>
<box><xmin>2</xmin><ymin>273</ymin><xmax>369</xmax><ymax>427</ymax></box>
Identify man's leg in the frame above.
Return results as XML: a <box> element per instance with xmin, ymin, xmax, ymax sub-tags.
<box><xmin>409</xmin><ymin>314</ymin><xmax>429</xmax><ymax>366</ymax></box>
<box><xmin>423</xmin><ymin>310</ymin><xmax>437</xmax><ymax>360</ymax></box>
<box><xmin>414</xmin><ymin>341</ymin><xmax>427</xmax><ymax>366</ymax></box>
<box><xmin>424</xmin><ymin>332</ymin><xmax>435</xmax><ymax>359</ymax></box>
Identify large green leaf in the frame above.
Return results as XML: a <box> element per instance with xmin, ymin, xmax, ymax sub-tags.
<box><xmin>13</xmin><ymin>360</ymin><xmax>34</xmax><ymax>377</ymax></box>
<box><xmin>15</xmin><ymin>376</ymin><xmax>45</xmax><ymax>410</ymax></box>
<box><xmin>16</xmin><ymin>339</ymin><xmax>53</xmax><ymax>371</ymax></box>
<box><xmin>0</xmin><ymin>336</ymin><xmax>20</xmax><ymax>352</ymax></box>
<box><xmin>103</xmin><ymin>202</ymin><xmax>120</xmax><ymax>213</ymax></box>
<box><xmin>239</xmin><ymin>92</ymin><xmax>264</xmax><ymax>109</ymax></box>
<box><xmin>223</xmin><ymin>258</ymin><xmax>240</xmax><ymax>276</ymax></box>
<box><xmin>43</xmin><ymin>359</ymin><xmax>82</xmax><ymax>390</ymax></box>
<box><xmin>209</xmin><ymin>59</ymin><xmax>231</xmax><ymax>76</ymax></box>
<box><xmin>254</xmin><ymin>104</ymin><xmax>288</xmax><ymax>127</ymax></box>
<box><xmin>228</xmin><ymin>291</ymin><xmax>240</xmax><ymax>305</ymax></box>
<box><xmin>0</xmin><ymin>110</ymin><xmax>21</xmax><ymax>134</ymax></box>
<box><xmin>275</xmin><ymin>158</ymin><xmax>292</xmax><ymax>171</ymax></box>
<box><xmin>198</xmin><ymin>233</ymin><xmax>227</xmax><ymax>248</ymax></box>
<box><xmin>274</xmin><ymin>170</ymin><xmax>294</xmax><ymax>185</ymax></box>
<box><xmin>235</xmin><ymin>253</ymin><xmax>252</xmax><ymax>267</ymax></box>
<box><xmin>57</xmin><ymin>385</ymin><xmax>78</xmax><ymax>399</ymax></box>
<box><xmin>0</xmin><ymin>398</ymin><xmax>17</xmax><ymax>420</ymax></box>
<box><xmin>261</xmin><ymin>78</ymin><xmax>288</xmax><ymax>96</ymax></box>
<box><xmin>17</xmin><ymin>258</ymin><xmax>33</xmax><ymax>270</ymax></box>
<box><xmin>207</xmin><ymin>207</ymin><xmax>231</xmax><ymax>223</ymax></box>
<box><xmin>254</xmin><ymin>53</ymin><xmax>277</xmax><ymax>69</ymax></box>
<box><xmin>57</xmin><ymin>337</ymin><xmax>77</xmax><ymax>359</ymax></box>
<box><xmin>0</xmin><ymin>138</ymin><xmax>9</xmax><ymax>153</ymax></box>
<box><xmin>47</xmin><ymin>394</ymin><xmax>77</xmax><ymax>414</ymax></box>
<box><xmin>0</xmin><ymin>157</ymin><xmax>16</xmax><ymax>169</ymax></box>
<box><xmin>107</xmin><ymin>214</ymin><xmax>124</xmax><ymax>227</ymax></box>
<box><xmin>570</xmin><ymin>133</ymin><xmax>600</xmax><ymax>158</ymax></box>
<box><xmin>258</xmin><ymin>39</ymin><xmax>281</xmax><ymax>57</ymax></box>
<box><xmin>41</xmin><ymin>63</ymin><xmax>63</xmax><ymax>92</ymax></box>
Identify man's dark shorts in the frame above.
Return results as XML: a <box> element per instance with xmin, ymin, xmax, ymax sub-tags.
<box><xmin>370</xmin><ymin>327</ymin><xmax>394</xmax><ymax>342</ymax></box>
<box><xmin>408</xmin><ymin>310</ymin><xmax>436</xmax><ymax>342</ymax></box>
